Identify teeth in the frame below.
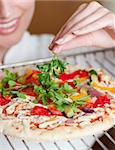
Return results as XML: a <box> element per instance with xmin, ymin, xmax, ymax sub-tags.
<box><xmin>0</xmin><ymin>19</ymin><xmax>17</xmax><ymax>28</ymax></box>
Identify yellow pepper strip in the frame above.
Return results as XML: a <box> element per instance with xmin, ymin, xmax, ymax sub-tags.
<box><xmin>93</xmin><ymin>82</ymin><xmax>115</xmax><ymax>93</ymax></box>
<box><xmin>78</xmin><ymin>77</ymin><xmax>88</xmax><ymax>83</ymax></box>
<box><xmin>70</xmin><ymin>93</ymin><xmax>88</xmax><ymax>101</ymax></box>
<box><xmin>24</xmin><ymin>69</ymin><xmax>33</xmax><ymax>79</ymax></box>
<box><xmin>48</xmin><ymin>103</ymin><xmax>56</xmax><ymax>109</ymax></box>
<box><xmin>32</xmin><ymin>74</ymin><xmax>38</xmax><ymax>79</ymax></box>
<box><xmin>85</xmin><ymin>98</ymin><xmax>92</xmax><ymax>103</ymax></box>
<box><xmin>0</xmin><ymin>83</ymin><xmax>3</xmax><ymax>88</ymax></box>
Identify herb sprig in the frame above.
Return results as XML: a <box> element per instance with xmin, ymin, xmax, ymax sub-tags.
<box><xmin>0</xmin><ymin>70</ymin><xmax>31</xmax><ymax>99</ymax></box>
<box><xmin>37</xmin><ymin>55</ymin><xmax>68</xmax><ymax>78</ymax></box>
<box><xmin>34</xmin><ymin>57</ymin><xmax>88</xmax><ymax>112</ymax></box>
<box><xmin>34</xmin><ymin>56</ymin><xmax>76</xmax><ymax>107</ymax></box>
<box><xmin>34</xmin><ymin>56</ymin><xmax>87</xmax><ymax>113</ymax></box>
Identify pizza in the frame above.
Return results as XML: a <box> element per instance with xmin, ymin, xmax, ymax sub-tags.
<box><xmin>0</xmin><ymin>56</ymin><xmax>114</xmax><ymax>142</ymax></box>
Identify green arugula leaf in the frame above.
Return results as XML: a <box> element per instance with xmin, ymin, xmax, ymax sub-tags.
<box><xmin>34</xmin><ymin>85</ymin><xmax>46</xmax><ymax>94</ymax></box>
<box><xmin>37</xmin><ymin>57</ymin><xmax>68</xmax><ymax>78</ymax></box>
<box><xmin>11</xmin><ymin>91</ymin><xmax>26</xmax><ymax>99</ymax></box>
<box><xmin>89</xmin><ymin>69</ymin><xmax>97</xmax><ymax>76</ymax></box>
<box><xmin>8</xmin><ymin>80</ymin><xmax>16</xmax><ymax>87</ymax></box>
<box><xmin>38</xmin><ymin>73</ymin><xmax>50</xmax><ymax>86</ymax></box>
<box><xmin>71</xmin><ymin>103</ymin><xmax>81</xmax><ymax>112</ymax></box>
<box><xmin>40</xmin><ymin>95</ymin><xmax>47</xmax><ymax>105</ymax></box>
<box><xmin>17</xmin><ymin>93</ymin><xmax>26</xmax><ymax>99</ymax></box>
<box><xmin>2</xmin><ymin>90</ymin><xmax>10</xmax><ymax>97</ymax></box>
<box><xmin>2</xmin><ymin>70</ymin><xmax>17</xmax><ymax>84</ymax></box>
<box><xmin>52</xmin><ymin>69</ymin><xmax>59</xmax><ymax>78</ymax></box>
<box><xmin>75</xmin><ymin>101</ymin><xmax>85</xmax><ymax>106</ymax></box>
<box><xmin>33</xmin><ymin>99</ymin><xmax>38</xmax><ymax>104</ymax></box>
<box><xmin>49</xmin><ymin>81</ymin><xmax>59</xmax><ymax>90</ymax></box>
<box><xmin>73</xmin><ymin>79</ymin><xmax>81</xmax><ymax>86</ymax></box>
<box><xmin>34</xmin><ymin>85</ymin><xmax>47</xmax><ymax>105</ymax></box>
<box><xmin>57</xmin><ymin>103</ymin><xmax>67</xmax><ymax>112</ymax></box>
<box><xmin>17</xmin><ymin>85</ymin><xmax>30</xmax><ymax>90</ymax></box>
<box><xmin>63</xmin><ymin>83</ymin><xmax>76</xmax><ymax>93</ymax></box>
<box><xmin>37</xmin><ymin>63</ymin><xmax>50</xmax><ymax>73</ymax></box>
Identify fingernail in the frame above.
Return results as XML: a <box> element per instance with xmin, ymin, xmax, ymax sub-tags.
<box><xmin>49</xmin><ymin>43</ymin><xmax>54</xmax><ymax>50</ymax></box>
<box><xmin>49</xmin><ymin>45</ymin><xmax>53</xmax><ymax>50</ymax></box>
<box><xmin>49</xmin><ymin>43</ymin><xmax>58</xmax><ymax>50</ymax></box>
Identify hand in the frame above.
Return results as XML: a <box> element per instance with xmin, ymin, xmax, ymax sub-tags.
<box><xmin>49</xmin><ymin>1</ymin><xmax>115</xmax><ymax>53</ymax></box>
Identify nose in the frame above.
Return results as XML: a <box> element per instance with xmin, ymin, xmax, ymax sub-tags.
<box><xmin>0</xmin><ymin>0</ymin><xmax>12</xmax><ymax>19</ymax></box>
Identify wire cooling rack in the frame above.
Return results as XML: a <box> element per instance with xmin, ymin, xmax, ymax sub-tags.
<box><xmin>0</xmin><ymin>48</ymin><xmax>115</xmax><ymax>150</ymax></box>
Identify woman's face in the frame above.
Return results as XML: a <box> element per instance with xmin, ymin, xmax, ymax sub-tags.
<box><xmin>0</xmin><ymin>0</ymin><xmax>35</xmax><ymax>49</ymax></box>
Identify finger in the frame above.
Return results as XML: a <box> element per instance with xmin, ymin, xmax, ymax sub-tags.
<box><xmin>53</xmin><ymin>33</ymin><xmax>95</xmax><ymax>53</ymax></box>
<box><xmin>49</xmin><ymin>3</ymin><xmax>87</xmax><ymax>50</ymax></box>
<box><xmin>57</xmin><ymin>1</ymin><xmax>102</xmax><ymax>39</ymax></box>
<box><xmin>71</xmin><ymin>7</ymin><xmax>109</xmax><ymax>33</ymax></box>
<box><xmin>64</xmin><ymin>3</ymin><xmax>88</xmax><ymax>27</ymax></box>
<box><xmin>49</xmin><ymin>26</ymin><xmax>65</xmax><ymax>50</ymax></box>
<box><xmin>54</xmin><ymin>33</ymin><xmax>76</xmax><ymax>45</ymax></box>
<box><xmin>55</xmin><ymin>7</ymin><xmax>109</xmax><ymax>45</ymax></box>
<box><xmin>73</xmin><ymin>13</ymin><xmax>114</xmax><ymax>35</ymax></box>
<box><xmin>55</xmin><ymin>2</ymin><xmax>103</xmax><ymax>45</ymax></box>
<box><xmin>49</xmin><ymin>24</ymin><xmax>66</xmax><ymax>50</ymax></box>
<box><xmin>53</xmin><ymin>3</ymin><xmax>87</xmax><ymax>40</ymax></box>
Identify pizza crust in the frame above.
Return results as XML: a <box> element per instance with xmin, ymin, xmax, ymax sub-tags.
<box><xmin>0</xmin><ymin>116</ymin><xmax>114</xmax><ymax>142</ymax></box>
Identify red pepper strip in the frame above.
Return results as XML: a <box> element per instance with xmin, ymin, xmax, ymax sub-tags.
<box><xmin>49</xmin><ymin>107</ymin><xmax>62</xmax><ymax>116</ymax></box>
<box><xmin>38</xmin><ymin>100</ymin><xmax>43</xmax><ymax>104</ymax></box>
<box><xmin>102</xmin><ymin>95</ymin><xmax>110</xmax><ymax>104</ymax></box>
<box><xmin>84</xmin><ymin>102</ymin><xmax>94</xmax><ymax>108</ymax></box>
<box><xmin>32</xmin><ymin>70</ymin><xmax>41</xmax><ymax>74</ymax></box>
<box><xmin>27</xmin><ymin>78</ymin><xmax>39</xmax><ymax>85</ymax></box>
<box><xmin>31</xmin><ymin>106</ymin><xmax>51</xmax><ymax>116</ymax></box>
<box><xmin>59</xmin><ymin>70</ymin><xmax>89</xmax><ymax>81</ymax></box>
<box><xmin>93</xmin><ymin>95</ymin><xmax>110</xmax><ymax>108</ymax></box>
<box><xmin>67</xmin><ymin>82</ymin><xmax>76</xmax><ymax>88</ymax></box>
<box><xmin>98</xmin><ymin>97</ymin><xmax>104</xmax><ymax>107</ymax></box>
<box><xmin>22</xmin><ymin>87</ymin><xmax>38</xmax><ymax>97</ymax></box>
<box><xmin>0</xmin><ymin>94</ymin><xmax>11</xmax><ymax>106</ymax></box>
<box><xmin>59</xmin><ymin>70</ymin><xmax>80</xmax><ymax>81</ymax></box>
<box><xmin>79</xmin><ymin>70</ymin><xmax>89</xmax><ymax>78</ymax></box>
<box><xmin>93</xmin><ymin>100</ymin><xmax>98</xmax><ymax>108</ymax></box>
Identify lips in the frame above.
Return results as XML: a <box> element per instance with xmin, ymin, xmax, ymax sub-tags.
<box><xmin>0</xmin><ymin>18</ymin><xmax>19</xmax><ymax>35</ymax></box>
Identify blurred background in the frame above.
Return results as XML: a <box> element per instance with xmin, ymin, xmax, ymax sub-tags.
<box><xmin>28</xmin><ymin>0</ymin><xmax>115</xmax><ymax>35</ymax></box>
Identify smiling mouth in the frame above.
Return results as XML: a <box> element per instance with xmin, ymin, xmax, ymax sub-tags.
<box><xmin>0</xmin><ymin>18</ymin><xmax>20</xmax><ymax>35</ymax></box>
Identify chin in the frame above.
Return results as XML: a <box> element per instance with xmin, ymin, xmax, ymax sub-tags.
<box><xmin>0</xmin><ymin>33</ymin><xmax>24</xmax><ymax>50</ymax></box>
<box><xmin>0</xmin><ymin>22</ymin><xmax>28</xmax><ymax>49</ymax></box>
